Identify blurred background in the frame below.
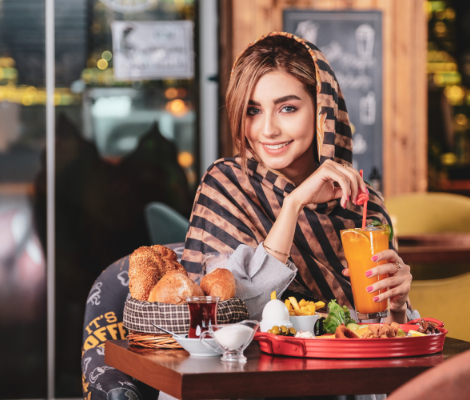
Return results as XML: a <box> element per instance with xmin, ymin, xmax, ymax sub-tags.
<box><xmin>1</xmin><ymin>0</ymin><xmax>469</xmax><ymax>398</ymax></box>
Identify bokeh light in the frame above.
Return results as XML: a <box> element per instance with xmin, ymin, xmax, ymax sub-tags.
<box><xmin>177</xmin><ymin>151</ymin><xmax>194</xmax><ymax>168</ymax></box>
<box><xmin>102</xmin><ymin>51</ymin><xmax>112</xmax><ymax>61</ymax></box>
<box><xmin>166</xmin><ymin>99</ymin><xmax>188</xmax><ymax>116</ymax></box>
<box><xmin>455</xmin><ymin>114</ymin><xmax>468</xmax><ymax>126</ymax></box>
<box><xmin>165</xmin><ymin>88</ymin><xmax>178</xmax><ymax>99</ymax></box>
<box><xmin>441</xmin><ymin>152</ymin><xmax>457</xmax><ymax>166</ymax></box>
<box><xmin>97</xmin><ymin>59</ymin><xmax>108</xmax><ymax>70</ymax></box>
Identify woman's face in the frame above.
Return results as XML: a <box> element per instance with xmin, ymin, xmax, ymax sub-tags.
<box><xmin>245</xmin><ymin>69</ymin><xmax>316</xmax><ymax>180</ymax></box>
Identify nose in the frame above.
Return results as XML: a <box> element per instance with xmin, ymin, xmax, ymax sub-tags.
<box><xmin>261</xmin><ymin>114</ymin><xmax>281</xmax><ymax>139</ymax></box>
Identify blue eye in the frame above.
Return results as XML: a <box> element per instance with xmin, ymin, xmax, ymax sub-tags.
<box><xmin>247</xmin><ymin>107</ymin><xmax>260</xmax><ymax>115</ymax></box>
<box><xmin>282</xmin><ymin>106</ymin><xmax>297</xmax><ymax>113</ymax></box>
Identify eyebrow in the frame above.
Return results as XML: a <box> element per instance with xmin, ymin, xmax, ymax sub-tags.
<box><xmin>248</xmin><ymin>95</ymin><xmax>302</xmax><ymax>107</ymax></box>
<box><xmin>273</xmin><ymin>95</ymin><xmax>301</xmax><ymax>104</ymax></box>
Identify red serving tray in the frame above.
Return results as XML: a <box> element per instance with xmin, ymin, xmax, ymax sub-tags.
<box><xmin>254</xmin><ymin>318</ymin><xmax>448</xmax><ymax>359</ymax></box>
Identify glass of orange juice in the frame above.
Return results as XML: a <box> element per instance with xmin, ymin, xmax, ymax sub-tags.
<box><xmin>340</xmin><ymin>226</ymin><xmax>390</xmax><ymax>320</ymax></box>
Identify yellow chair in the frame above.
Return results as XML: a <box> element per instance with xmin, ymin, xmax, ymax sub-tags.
<box><xmin>386</xmin><ymin>193</ymin><xmax>470</xmax><ymax>341</ymax></box>
<box><xmin>410</xmin><ymin>272</ymin><xmax>470</xmax><ymax>342</ymax></box>
<box><xmin>384</xmin><ymin>192</ymin><xmax>470</xmax><ymax>235</ymax></box>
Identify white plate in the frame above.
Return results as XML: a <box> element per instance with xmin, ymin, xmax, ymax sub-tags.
<box><xmin>173</xmin><ymin>334</ymin><xmax>221</xmax><ymax>357</ymax></box>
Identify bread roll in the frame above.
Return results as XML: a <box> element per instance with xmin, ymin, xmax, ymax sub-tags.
<box><xmin>129</xmin><ymin>245</ymin><xmax>188</xmax><ymax>301</ymax></box>
<box><xmin>151</xmin><ymin>244</ymin><xmax>177</xmax><ymax>261</ymax></box>
<box><xmin>148</xmin><ymin>270</ymin><xmax>203</xmax><ymax>304</ymax></box>
<box><xmin>200</xmin><ymin>268</ymin><xmax>236</xmax><ymax>301</ymax></box>
<box><xmin>129</xmin><ymin>246</ymin><xmax>161</xmax><ymax>301</ymax></box>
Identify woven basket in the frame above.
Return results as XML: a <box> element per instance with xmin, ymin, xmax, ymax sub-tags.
<box><xmin>124</xmin><ymin>297</ymin><xmax>249</xmax><ymax>349</ymax></box>
<box><xmin>127</xmin><ymin>332</ymin><xmax>183</xmax><ymax>349</ymax></box>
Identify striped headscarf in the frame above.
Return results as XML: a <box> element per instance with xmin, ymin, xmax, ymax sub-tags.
<box><xmin>181</xmin><ymin>32</ymin><xmax>392</xmax><ymax>306</ymax></box>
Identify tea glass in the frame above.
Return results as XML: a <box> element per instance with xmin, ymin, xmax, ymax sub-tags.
<box><xmin>200</xmin><ymin>320</ymin><xmax>260</xmax><ymax>363</ymax></box>
<box><xmin>186</xmin><ymin>296</ymin><xmax>220</xmax><ymax>338</ymax></box>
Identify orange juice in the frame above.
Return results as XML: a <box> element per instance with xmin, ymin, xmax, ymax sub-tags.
<box><xmin>341</xmin><ymin>227</ymin><xmax>390</xmax><ymax>320</ymax></box>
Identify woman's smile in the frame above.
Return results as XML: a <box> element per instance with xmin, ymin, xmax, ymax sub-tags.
<box><xmin>261</xmin><ymin>140</ymin><xmax>293</xmax><ymax>153</ymax></box>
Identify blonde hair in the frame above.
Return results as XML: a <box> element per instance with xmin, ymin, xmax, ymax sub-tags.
<box><xmin>226</xmin><ymin>36</ymin><xmax>317</xmax><ymax>170</ymax></box>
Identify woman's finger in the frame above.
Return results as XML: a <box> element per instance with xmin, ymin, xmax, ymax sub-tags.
<box><xmin>321</xmin><ymin>165</ymin><xmax>352</xmax><ymax>207</ymax></box>
<box><xmin>371</xmin><ymin>249</ymin><xmax>401</xmax><ymax>263</ymax></box>
<box><xmin>365</xmin><ymin>273</ymin><xmax>406</xmax><ymax>293</ymax></box>
<box><xmin>372</xmin><ymin>281</ymin><xmax>411</xmax><ymax>303</ymax></box>
<box><xmin>366</xmin><ymin>261</ymin><xmax>410</xmax><ymax>278</ymax></box>
<box><xmin>333</xmin><ymin>163</ymin><xmax>359</xmax><ymax>204</ymax></box>
<box><xmin>342</xmin><ymin>268</ymin><xmax>350</xmax><ymax>277</ymax></box>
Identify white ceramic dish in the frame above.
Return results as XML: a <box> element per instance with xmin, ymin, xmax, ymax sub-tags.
<box><xmin>260</xmin><ymin>320</ymin><xmax>293</xmax><ymax>333</ymax></box>
<box><xmin>289</xmin><ymin>314</ymin><xmax>319</xmax><ymax>335</ymax></box>
<box><xmin>173</xmin><ymin>334</ymin><xmax>220</xmax><ymax>357</ymax></box>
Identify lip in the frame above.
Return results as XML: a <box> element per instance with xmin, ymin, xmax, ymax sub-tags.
<box><xmin>261</xmin><ymin>140</ymin><xmax>293</xmax><ymax>155</ymax></box>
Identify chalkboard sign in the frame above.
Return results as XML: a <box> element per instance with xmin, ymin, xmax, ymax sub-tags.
<box><xmin>284</xmin><ymin>10</ymin><xmax>382</xmax><ymax>184</ymax></box>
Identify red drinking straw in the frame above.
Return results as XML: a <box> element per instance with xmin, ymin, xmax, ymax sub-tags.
<box><xmin>357</xmin><ymin>170</ymin><xmax>369</xmax><ymax>229</ymax></box>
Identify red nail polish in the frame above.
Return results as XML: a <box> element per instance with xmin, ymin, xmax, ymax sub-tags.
<box><xmin>373</xmin><ymin>296</ymin><xmax>379</xmax><ymax>302</ymax></box>
<box><xmin>347</xmin><ymin>195</ymin><xmax>350</xmax><ymax>201</ymax></box>
<box><xmin>366</xmin><ymin>286</ymin><xmax>373</xmax><ymax>292</ymax></box>
<box><xmin>365</xmin><ymin>270</ymin><xmax>372</xmax><ymax>277</ymax></box>
<box><xmin>371</xmin><ymin>255</ymin><xmax>378</xmax><ymax>262</ymax></box>
<box><xmin>366</xmin><ymin>188</ymin><xmax>369</xmax><ymax>194</ymax></box>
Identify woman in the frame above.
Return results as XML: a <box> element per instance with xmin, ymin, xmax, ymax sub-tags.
<box><xmin>181</xmin><ymin>32</ymin><xmax>413</xmax><ymax>324</ymax></box>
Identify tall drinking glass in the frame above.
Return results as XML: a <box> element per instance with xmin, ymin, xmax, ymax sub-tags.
<box><xmin>340</xmin><ymin>226</ymin><xmax>390</xmax><ymax>320</ymax></box>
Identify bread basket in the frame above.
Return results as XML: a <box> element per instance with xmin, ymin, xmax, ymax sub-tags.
<box><xmin>123</xmin><ymin>297</ymin><xmax>249</xmax><ymax>349</ymax></box>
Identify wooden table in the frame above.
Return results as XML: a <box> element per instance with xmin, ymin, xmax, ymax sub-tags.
<box><xmin>398</xmin><ymin>233</ymin><xmax>470</xmax><ymax>264</ymax></box>
<box><xmin>105</xmin><ymin>338</ymin><xmax>470</xmax><ymax>399</ymax></box>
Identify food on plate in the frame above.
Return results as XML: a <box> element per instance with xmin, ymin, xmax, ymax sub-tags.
<box><xmin>323</xmin><ymin>300</ymin><xmax>356</xmax><ymax>333</ymax></box>
<box><xmin>284</xmin><ymin>297</ymin><xmax>324</xmax><ymax>316</ymax></box>
<box><xmin>147</xmin><ymin>270</ymin><xmax>204</xmax><ymax>304</ymax></box>
<box><xmin>335</xmin><ymin>325</ymin><xmax>359</xmax><ymax>339</ymax></box>
<box><xmin>295</xmin><ymin>331</ymin><xmax>314</xmax><ymax>338</ymax></box>
<box><xmin>200</xmin><ymin>268</ymin><xmax>236</xmax><ymax>301</ymax></box>
<box><xmin>408</xmin><ymin>330</ymin><xmax>427</xmax><ymax>337</ymax></box>
<box><xmin>267</xmin><ymin>325</ymin><xmax>297</xmax><ymax>336</ymax></box>
<box><xmin>129</xmin><ymin>245</ymin><xmax>187</xmax><ymax>301</ymax></box>
<box><xmin>416</xmin><ymin>318</ymin><xmax>440</xmax><ymax>334</ymax></box>
<box><xmin>359</xmin><ymin>323</ymin><xmax>398</xmax><ymax>338</ymax></box>
<box><xmin>346</xmin><ymin>323</ymin><xmax>361</xmax><ymax>331</ymax></box>
<box><xmin>324</xmin><ymin>321</ymin><xmax>406</xmax><ymax>339</ymax></box>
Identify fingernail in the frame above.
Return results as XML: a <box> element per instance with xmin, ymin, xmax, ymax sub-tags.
<box><xmin>347</xmin><ymin>195</ymin><xmax>350</xmax><ymax>201</ymax></box>
<box><xmin>365</xmin><ymin>270</ymin><xmax>372</xmax><ymax>277</ymax></box>
<box><xmin>373</xmin><ymin>296</ymin><xmax>379</xmax><ymax>302</ymax></box>
<box><xmin>366</xmin><ymin>286</ymin><xmax>374</xmax><ymax>292</ymax></box>
<box><xmin>366</xmin><ymin>188</ymin><xmax>369</xmax><ymax>194</ymax></box>
<box><xmin>371</xmin><ymin>256</ymin><xmax>378</xmax><ymax>262</ymax></box>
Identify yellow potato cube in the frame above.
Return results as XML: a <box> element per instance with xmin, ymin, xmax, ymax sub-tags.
<box><xmin>271</xmin><ymin>291</ymin><xmax>277</xmax><ymax>300</ymax></box>
<box><xmin>299</xmin><ymin>299</ymin><xmax>307</xmax><ymax>307</ymax></box>
<box><xmin>285</xmin><ymin>299</ymin><xmax>292</xmax><ymax>310</ymax></box>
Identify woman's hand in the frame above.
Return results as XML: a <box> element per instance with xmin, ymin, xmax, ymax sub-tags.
<box><xmin>289</xmin><ymin>160</ymin><xmax>367</xmax><ymax>208</ymax></box>
<box><xmin>343</xmin><ymin>250</ymin><xmax>412</xmax><ymax>322</ymax></box>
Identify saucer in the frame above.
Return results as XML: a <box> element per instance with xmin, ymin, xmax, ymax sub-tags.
<box><xmin>173</xmin><ymin>335</ymin><xmax>221</xmax><ymax>357</ymax></box>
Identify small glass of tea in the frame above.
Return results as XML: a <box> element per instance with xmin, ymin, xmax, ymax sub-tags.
<box><xmin>186</xmin><ymin>296</ymin><xmax>220</xmax><ymax>338</ymax></box>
